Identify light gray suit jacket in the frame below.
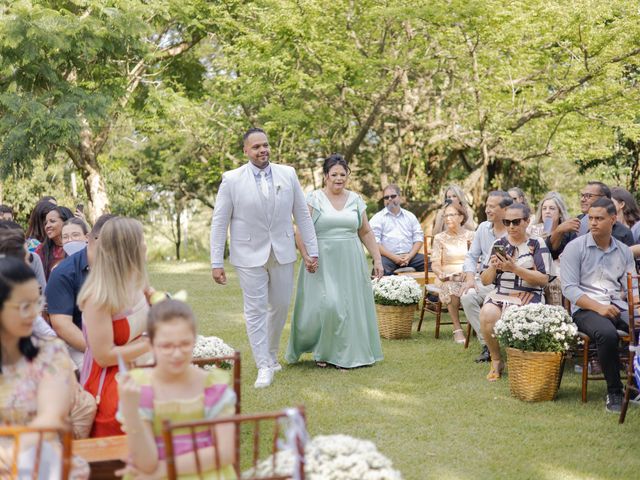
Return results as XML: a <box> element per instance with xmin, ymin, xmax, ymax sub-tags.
<box><xmin>210</xmin><ymin>163</ymin><xmax>318</xmax><ymax>268</ymax></box>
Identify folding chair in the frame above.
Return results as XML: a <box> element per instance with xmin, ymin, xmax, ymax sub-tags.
<box><xmin>0</xmin><ymin>425</ymin><xmax>72</xmax><ymax>479</ymax></box>
<box><xmin>620</xmin><ymin>273</ymin><xmax>640</xmax><ymax>423</ymax></box>
<box><xmin>162</xmin><ymin>407</ymin><xmax>306</xmax><ymax>480</ymax></box>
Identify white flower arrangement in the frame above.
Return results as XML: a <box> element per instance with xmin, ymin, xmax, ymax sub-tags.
<box><xmin>372</xmin><ymin>275</ymin><xmax>422</xmax><ymax>306</ymax></box>
<box><xmin>192</xmin><ymin>335</ymin><xmax>235</xmax><ymax>370</ymax></box>
<box><xmin>494</xmin><ymin>304</ymin><xmax>580</xmax><ymax>352</ymax></box>
<box><xmin>243</xmin><ymin>434</ymin><xmax>403</xmax><ymax>480</ymax></box>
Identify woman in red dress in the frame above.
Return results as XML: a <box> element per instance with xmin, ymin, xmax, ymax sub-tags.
<box><xmin>35</xmin><ymin>206</ymin><xmax>73</xmax><ymax>280</ymax></box>
<box><xmin>78</xmin><ymin>217</ymin><xmax>152</xmax><ymax>437</ymax></box>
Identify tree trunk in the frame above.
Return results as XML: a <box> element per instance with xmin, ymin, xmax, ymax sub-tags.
<box><xmin>66</xmin><ymin>120</ymin><xmax>110</xmax><ymax>223</ymax></box>
<box><xmin>175</xmin><ymin>207</ymin><xmax>182</xmax><ymax>260</ymax></box>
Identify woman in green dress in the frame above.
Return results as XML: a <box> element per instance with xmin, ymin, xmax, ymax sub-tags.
<box><xmin>285</xmin><ymin>154</ymin><xmax>384</xmax><ymax>369</ymax></box>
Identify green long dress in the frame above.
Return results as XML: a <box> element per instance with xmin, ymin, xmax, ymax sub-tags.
<box><xmin>285</xmin><ymin>190</ymin><xmax>383</xmax><ymax>368</ymax></box>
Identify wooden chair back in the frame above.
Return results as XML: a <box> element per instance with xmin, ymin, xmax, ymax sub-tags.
<box><xmin>620</xmin><ymin>273</ymin><xmax>640</xmax><ymax>423</ymax></box>
<box><xmin>162</xmin><ymin>407</ymin><xmax>306</xmax><ymax>480</ymax></box>
<box><xmin>0</xmin><ymin>425</ymin><xmax>72</xmax><ymax>479</ymax></box>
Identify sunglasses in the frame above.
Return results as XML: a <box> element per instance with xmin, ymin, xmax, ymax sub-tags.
<box><xmin>502</xmin><ymin>218</ymin><xmax>526</xmax><ymax>227</ymax></box>
<box><xmin>383</xmin><ymin>194</ymin><xmax>398</xmax><ymax>201</ymax></box>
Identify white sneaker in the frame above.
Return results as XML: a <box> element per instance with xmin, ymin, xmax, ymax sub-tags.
<box><xmin>271</xmin><ymin>362</ymin><xmax>282</xmax><ymax>372</ymax></box>
<box><xmin>254</xmin><ymin>368</ymin><xmax>274</xmax><ymax>389</ymax></box>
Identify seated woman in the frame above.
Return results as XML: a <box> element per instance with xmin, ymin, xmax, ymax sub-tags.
<box><xmin>117</xmin><ymin>299</ymin><xmax>236</xmax><ymax>479</ymax></box>
<box><xmin>530</xmin><ymin>192</ymin><xmax>572</xmax><ymax>305</ymax></box>
<box><xmin>0</xmin><ymin>257</ymin><xmax>89</xmax><ymax>478</ymax></box>
<box><xmin>432</xmin><ymin>184</ymin><xmax>476</xmax><ymax>235</ymax></box>
<box><xmin>431</xmin><ymin>200</ymin><xmax>474</xmax><ymax>344</ymax></box>
<box><xmin>611</xmin><ymin>186</ymin><xmax>640</xmax><ymax>244</ymax></box>
<box><xmin>479</xmin><ymin>203</ymin><xmax>553</xmax><ymax>382</ymax></box>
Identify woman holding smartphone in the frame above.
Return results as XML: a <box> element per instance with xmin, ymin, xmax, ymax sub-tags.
<box><xmin>431</xmin><ymin>200</ymin><xmax>475</xmax><ymax>344</ymax></box>
<box><xmin>479</xmin><ymin>203</ymin><xmax>553</xmax><ymax>381</ymax></box>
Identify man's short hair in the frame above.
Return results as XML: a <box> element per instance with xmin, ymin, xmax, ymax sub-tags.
<box><xmin>587</xmin><ymin>181</ymin><xmax>611</xmax><ymax>199</ymax></box>
<box><xmin>0</xmin><ymin>205</ymin><xmax>13</xmax><ymax>215</ymax></box>
<box><xmin>242</xmin><ymin>127</ymin><xmax>266</xmax><ymax>144</ymax></box>
<box><xmin>383</xmin><ymin>184</ymin><xmax>401</xmax><ymax>196</ymax></box>
<box><xmin>90</xmin><ymin>214</ymin><xmax>117</xmax><ymax>237</ymax></box>
<box><xmin>0</xmin><ymin>220</ymin><xmax>24</xmax><ymax>232</ymax></box>
<box><xmin>590</xmin><ymin>197</ymin><xmax>617</xmax><ymax>216</ymax></box>
<box><xmin>487</xmin><ymin>190</ymin><xmax>513</xmax><ymax>208</ymax></box>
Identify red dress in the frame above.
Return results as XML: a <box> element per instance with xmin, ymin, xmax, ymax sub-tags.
<box><xmin>81</xmin><ymin>293</ymin><xmax>150</xmax><ymax>437</ymax></box>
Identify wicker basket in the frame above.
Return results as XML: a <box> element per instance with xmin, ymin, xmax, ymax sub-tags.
<box><xmin>506</xmin><ymin>347</ymin><xmax>565</xmax><ymax>402</ymax></box>
<box><xmin>375</xmin><ymin>304</ymin><xmax>415</xmax><ymax>339</ymax></box>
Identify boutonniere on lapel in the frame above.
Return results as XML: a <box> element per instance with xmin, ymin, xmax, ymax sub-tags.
<box><xmin>276</xmin><ymin>184</ymin><xmax>282</xmax><ymax>195</ymax></box>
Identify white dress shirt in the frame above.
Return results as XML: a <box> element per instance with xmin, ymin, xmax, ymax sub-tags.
<box><xmin>369</xmin><ymin>207</ymin><xmax>423</xmax><ymax>254</ymax></box>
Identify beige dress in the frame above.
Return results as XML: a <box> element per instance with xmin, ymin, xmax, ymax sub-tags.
<box><xmin>431</xmin><ymin>230</ymin><xmax>475</xmax><ymax>304</ymax></box>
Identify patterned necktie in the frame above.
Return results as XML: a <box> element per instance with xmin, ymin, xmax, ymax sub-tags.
<box><xmin>259</xmin><ymin>170</ymin><xmax>269</xmax><ymax>198</ymax></box>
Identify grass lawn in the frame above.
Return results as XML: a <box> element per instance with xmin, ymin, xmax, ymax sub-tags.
<box><xmin>150</xmin><ymin>261</ymin><xmax>640</xmax><ymax>480</ymax></box>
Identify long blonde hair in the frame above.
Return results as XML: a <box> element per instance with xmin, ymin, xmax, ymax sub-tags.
<box><xmin>78</xmin><ymin>217</ymin><xmax>147</xmax><ymax>314</ymax></box>
<box><xmin>534</xmin><ymin>191</ymin><xmax>570</xmax><ymax>225</ymax></box>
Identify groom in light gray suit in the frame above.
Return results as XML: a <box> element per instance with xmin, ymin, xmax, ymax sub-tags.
<box><xmin>210</xmin><ymin>128</ymin><xmax>318</xmax><ymax>388</ymax></box>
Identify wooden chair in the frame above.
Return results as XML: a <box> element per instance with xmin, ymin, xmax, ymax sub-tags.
<box><xmin>162</xmin><ymin>407</ymin><xmax>306</xmax><ymax>480</ymax></box>
<box><xmin>412</xmin><ymin>235</ymin><xmax>472</xmax><ymax>342</ymax></box>
<box><xmin>620</xmin><ymin>273</ymin><xmax>640</xmax><ymax>423</ymax></box>
<box><xmin>563</xmin><ymin>297</ymin><xmax>630</xmax><ymax>403</ymax></box>
<box><xmin>0</xmin><ymin>425</ymin><xmax>72</xmax><ymax>479</ymax></box>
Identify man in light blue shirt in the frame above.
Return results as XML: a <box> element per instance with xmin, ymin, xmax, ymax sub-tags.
<box><xmin>460</xmin><ymin>191</ymin><xmax>512</xmax><ymax>362</ymax></box>
<box><xmin>561</xmin><ymin>197</ymin><xmax>635</xmax><ymax>413</ymax></box>
<box><xmin>369</xmin><ymin>184</ymin><xmax>424</xmax><ymax>276</ymax></box>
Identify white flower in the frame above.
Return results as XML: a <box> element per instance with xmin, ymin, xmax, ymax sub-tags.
<box><xmin>243</xmin><ymin>434</ymin><xmax>403</xmax><ymax>479</ymax></box>
<box><xmin>192</xmin><ymin>335</ymin><xmax>235</xmax><ymax>370</ymax></box>
<box><xmin>372</xmin><ymin>276</ymin><xmax>422</xmax><ymax>306</ymax></box>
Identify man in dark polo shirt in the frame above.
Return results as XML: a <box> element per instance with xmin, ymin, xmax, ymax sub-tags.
<box><xmin>46</xmin><ymin>214</ymin><xmax>115</xmax><ymax>368</ymax></box>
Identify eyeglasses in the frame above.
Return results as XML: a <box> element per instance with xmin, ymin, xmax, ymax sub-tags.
<box><xmin>154</xmin><ymin>341</ymin><xmax>194</xmax><ymax>355</ymax></box>
<box><xmin>62</xmin><ymin>231</ymin><xmax>86</xmax><ymax>242</ymax></box>
<box><xmin>383</xmin><ymin>194</ymin><xmax>398</xmax><ymax>201</ymax></box>
<box><xmin>580</xmin><ymin>193</ymin><xmax>604</xmax><ymax>200</ymax></box>
<box><xmin>4</xmin><ymin>297</ymin><xmax>45</xmax><ymax>318</ymax></box>
<box><xmin>502</xmin><ymin>218</ymin><xmax>526</xmax><ymax>227</ymax></box>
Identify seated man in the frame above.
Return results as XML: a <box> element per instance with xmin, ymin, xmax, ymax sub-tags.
<box><xmin>561</xmin><ymin>198</ymin><xmax>635</xmax><ymax>413</ymax></box>
<box><xmin>45</xmin><ymin>214</ymin><xmax>114</xmax><ymax>369</ymax></box>
<box><xmin>577</xmin><ymin>181</ymin><xmax>634</xmax><ymax>246</ymax></box>
<box><xmin>369</xmin><ymin>184</ymin><xmax>424</xmax><ymax>276</ymax></box>
<box><xmin>460</xmin><ymin>191</ymin><xmax>512</xmax><ymax>362</ymax></box>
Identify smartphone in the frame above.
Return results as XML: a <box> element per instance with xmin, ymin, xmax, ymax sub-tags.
<box><xmin>491</xmin><ymin>244</ymin><xmax>506</xmax><ymax>257</ymax></box>
<box><xmin>76</xmin><ymin>203</ymin><xmax>84</xmax><ymax>214</ymax></box>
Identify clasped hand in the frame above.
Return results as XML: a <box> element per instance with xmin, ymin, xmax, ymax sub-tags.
<box><xmin>489</xmin><ymin>253</ymin><xmax>517</xmax><ymax>273</ymax></box>
<box><xmin>304</xmin><ymin>256</ymin><xmax>319</xmax><ymax>273</ymax></box>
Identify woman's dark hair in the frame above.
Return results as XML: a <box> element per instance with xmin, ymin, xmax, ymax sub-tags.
<box><xmin>507</xmin><ymin>202</ymin><xmax>531</xmax><ymax>219</ymax></box>
<box><xmin>0</xmin><ymin>228</ymin><xmax>26</xmax><ymax>259</ymax></box>
<box><xmin>444</xmin><ymin>199</ymin><xmax>469</xmax><ymax>227</ymax></box>
<box><xmin>63</xmin><ymin>217</ymin><xmax>89</xmax><ymax>235</ymax></box>
<box><xmin>42</xmin><ymin>206</ymin><xmax>74</xmax><ymax>278</ymax></box>
<box><xmin>322</xmin><ymin>154</ymin><xmax>351</xmax><ymax>176</ymax></box>
<box><xmin>611</xmin><ymin>187</ymin><xmax>640</xmax><ymax>227</ymax></box>
<box><xmin>147</xmin><ymin>299</ymin><xmax>196</xmax><ymax>343</ymax></box>
<box><xmin>0</xmin><ymin>257</ymin><xmax>39</xmax><ymax>373</ymax></box>
<box><xmin>26</xmin><ymin>200</ymin><xmax>56</xmax><ymax>242</ymax></box>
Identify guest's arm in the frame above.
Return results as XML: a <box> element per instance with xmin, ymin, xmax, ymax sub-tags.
<box><xmin>83</xmin><ymin>302</ymin><xmax>150</xmax><ymax>368</ymax></box>
<box><xmin>49</xmin><ymin>314</ymin><xmax>85</xmax><ymax>351</ymax></box>
<box><xmin>358</xmin><ymin>214</ymin><xmax>383</xmax><ymax>278</ymax></box>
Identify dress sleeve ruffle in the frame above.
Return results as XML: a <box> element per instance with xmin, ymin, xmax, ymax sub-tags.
<box><xmin>204</xmin><ymin>369</ymin><xmax>237</xmax><ymax>418</ymax></box>
<box><xmin>306</xmin><ymin>190</ymin><xmax>322</xmax><ymax>223</ymax></box>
